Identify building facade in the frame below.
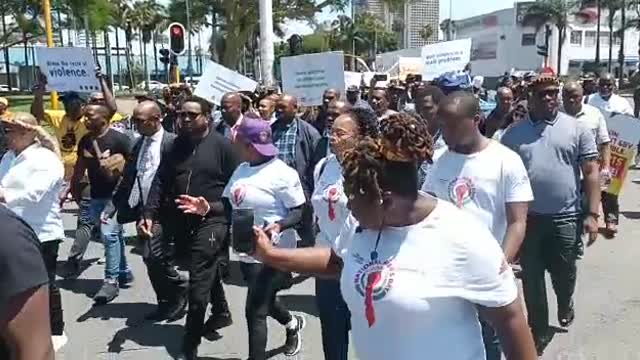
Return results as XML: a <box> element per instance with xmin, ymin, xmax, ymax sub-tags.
<box><xmin>353</xmin><ymin>0</ymin><xmax>439</xmax><ymax>49</ymax></box>
<box><xmin>453</xmin><ymin>1</ymin><xmax>639</xmax><ymax>77</ymax></box>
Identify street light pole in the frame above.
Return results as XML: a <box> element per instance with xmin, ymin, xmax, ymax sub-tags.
<box><xmin>42</xmin><ymin>0</ymin><xmax>58</xmax><ymax>110</ymax></box>
<box><xmin>186</xmin><ymin>0</ymin><xmax>193</xmax><ymax>83</ymax></box>
<box><xmin>259</xmin><ymin>0</ymin><xmax>275</xmax><ymax>85</ymax></box>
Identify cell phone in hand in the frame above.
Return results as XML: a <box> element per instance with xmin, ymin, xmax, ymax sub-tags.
<box><xmin>232</xmin><ymin>208</ymin><xmax>255</xmax><ymax>254</ymax></box>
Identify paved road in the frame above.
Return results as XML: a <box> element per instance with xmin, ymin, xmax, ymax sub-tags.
<box><xmin>53</xmin><ymin>97</ymin><xmax>640</xmax><ymax>359</ymax></box>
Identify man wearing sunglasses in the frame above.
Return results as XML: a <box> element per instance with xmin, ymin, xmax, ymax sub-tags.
<box><xmin>501</xmin><ymin>75</ymin><xmax>600</xmax><ymax>355</ymax></box>
<box><xmin>142</xmin><ymin>96</ymin><xmax>240</xmax><ymax>360</ymax></box>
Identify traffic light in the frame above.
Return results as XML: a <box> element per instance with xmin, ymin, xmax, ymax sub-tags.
<box><xmin>537</xmin><ymin>45</ymin><xmax>548</xmax><ymax>57</ymax></box>
<box><xmin>168</xmin><ymin>22</ymin><xmax>186</xmax><ymax>56</ymax></box>
<box><xmin>159</xmin><ymin>48</ymin><xmax>170</xmax><ymax>64</ymax></box>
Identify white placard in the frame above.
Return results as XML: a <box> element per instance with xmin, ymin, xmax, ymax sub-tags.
<box><xmin>421</xmin><ymin>38</ymin><xmax>472</xmax><ymax>80</ymax></box>
<box><xmin>281</xmin><ymin>52</ymin><xmax>345</xmax><ymax>106</ymax></box>
<box><xmin>344</xmin><ymin>71</ymin><xmax>362</xmax><ymax>88</ymax></box>
<box><xmin>35</xmin><ymin>47</ymin><xmax>100</xmax><ymax>93</ymax></box>
<box><xmin>194</xmin><ymin>61</ymin><xmax>258</xmax><ymax>105</ymax></box>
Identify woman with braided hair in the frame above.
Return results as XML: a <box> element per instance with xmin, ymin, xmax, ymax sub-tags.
<box><xmin>252</xmin><ymin>112</ymin><xmax>537</xmax><ymax>360</ymax></box>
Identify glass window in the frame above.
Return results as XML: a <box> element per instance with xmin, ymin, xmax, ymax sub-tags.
<box><xmin>570</xmin><ymin>30</ymin><xmax>582</xmax><ymax>46</ymax></box>
<box><xmin>585</xmin><ymin>31</ymin><xmax>597</xmax><ymax>47</ymax></box>
<box><xmin>521</xmin><ymin>33</ymin><xmax>536</xmax><ymax>46</ymax></box>
<box><xmin>600</xmin><ymin>31</ymin><xmax>610</xmax><ymax>46</ymax></box>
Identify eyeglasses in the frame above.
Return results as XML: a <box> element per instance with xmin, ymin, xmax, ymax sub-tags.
<box><xmin>177</xmin><ymin>111</ymin><xmax>202</xmax><ymax>120</ymax></box>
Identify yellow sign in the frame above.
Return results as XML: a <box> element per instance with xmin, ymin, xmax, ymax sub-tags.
<box><xmin>605</xmin><ymin>114</ymin><xmax>640</xmax><ymax>195</ymax></box>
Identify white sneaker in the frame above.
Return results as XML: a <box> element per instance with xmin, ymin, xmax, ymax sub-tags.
<box><xmin>52</xmin><ymin>332</ymin><xmax>68</xmax><ymax>352</ymax></box>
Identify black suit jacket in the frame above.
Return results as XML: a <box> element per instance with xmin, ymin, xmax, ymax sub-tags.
<box><xmin>113</xmin><ymin>130</ymin><xmax>176</xmax><ymax>224</ymax></box>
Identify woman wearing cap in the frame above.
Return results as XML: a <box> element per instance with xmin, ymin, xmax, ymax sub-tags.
<box><xmin>222</xmin><ymin>114</ymin><xmax>307</xmax><ymax>360</ymax></box>
<box><xmin>311</xmin><ymin>107</ymin><xmax>379</xmax><ymax>360</ymax></box>
<box><xmin>250</xmin><ymin>112</ymin><xmax>537</xmax><ymax>360</ymax></box>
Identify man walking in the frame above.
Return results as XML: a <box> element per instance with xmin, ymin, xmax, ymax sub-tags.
<box><xmin>215</xmin><ymin>92</ymin><xmax>244</xmax><ymax>140</ymax></box>
<box><xmin>113</xmin><ymin>101</ymin><xmax>188</xmax><ymax>321</ymax></box>
<box><xmin>502</xmin><ymin>75</ymin><xmax>600</xmax><ymax>355</ymax></box>
<box><xmin>273</xmin><ymin>95</ymin><xmax>321</xmax><ymax>247</ymax></box>
<box><xmin>70</xmin><ymin>103</ymin><xmax>132</xmax><ymax>304</ymax></box>
<box><xmin>482</xmin><ymin>87</ymin><xmax>514</xmax><ymax>138</ymax></box>
<box><xmin>142</xmin><ymin>97</ymin><xmax>240</xmax><ymax>360</ymax></box>
<box><xmin>422</xmin><ymin>92</ymin><xmax>533</xmax><ymax>360</ymax></box>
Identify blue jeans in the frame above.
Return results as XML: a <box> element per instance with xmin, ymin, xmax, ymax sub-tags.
<box><xmin>89</xmin><ymin>198</ymin><xmax>130</xmax><ymax>281</ymax></box>
<box><xmin>480</xmin><ymin>317</ymin><xmax>501</xmax><ymax>360</ymax></box>
<box><xmin>315</xmin><ymin>278</ymin><xmax>350</xmax><ymax>360</ymax></box>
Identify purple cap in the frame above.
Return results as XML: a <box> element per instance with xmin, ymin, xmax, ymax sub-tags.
<box><xmin>236</xmin><ymin>116</ymin><xmax>279</xmax><ymax>157</ymax></box>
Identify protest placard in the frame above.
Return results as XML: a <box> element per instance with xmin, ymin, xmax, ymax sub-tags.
<box><xmin>194</xmin><ymin>61</ymin><xmax>258</xmax><ymax>105</ymax></box>
<box><xmin>421</xmin><ymin>38</ymin><xmax>472</xmax><ymax>80</ymax></box>
<box><xmin>281</xmin><ymin>52</ymin><xmax>344</xmax><ymax>106</ymax></box>
<box><xmin>35</xmin><ymin>47</ymin><xmax>100</xmax><ymax>93</ymax></box>
<box><xmin>344</xmin><ymin>71</ymin><xmax>362</xmax><ymax>88</ymax></box>
<box><xmin>604</xmin><ymin>113</ymin><xmax>640</xmax><ymax>195</ymax></box>
<box><xmin>398</xmin><ymin>57</ymin><xmax>423</xmax><ymax>81</ymax></box>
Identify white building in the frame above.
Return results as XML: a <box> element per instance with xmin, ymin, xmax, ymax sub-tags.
<box><xmin>453</xmin><ymin>1</ymin><xmax>639</xmax><ymax>77</ymax></box>
<box><xmin>353</xmin><ymin>0</ymin><xmax>439</xmax><ymax>48</ymax></box>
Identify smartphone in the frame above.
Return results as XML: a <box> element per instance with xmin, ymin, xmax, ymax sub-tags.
<box><xmin>232</xmin><ymin>208</ymin><xmax>255</xmax><ymax>254</ymax></box>
<box><xmin>373</xmin><ymin>74</ymin><xmax>388</xmax><ymax>82</ymax></box>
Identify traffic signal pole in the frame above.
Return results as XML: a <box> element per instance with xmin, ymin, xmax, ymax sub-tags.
<box><xmin>168</xmin><ymin>22</ymin><xmax>186</xmax><ymax>85</ymax></box>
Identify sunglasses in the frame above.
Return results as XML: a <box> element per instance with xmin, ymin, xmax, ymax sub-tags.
<box><xmin>177</xmin><ymin>111</ymin><xmax>203</xmax><ymax>120</ymax></box>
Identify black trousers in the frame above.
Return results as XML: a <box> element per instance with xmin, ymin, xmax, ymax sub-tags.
<box><xmin>601</xmin><ymin>191</ymin><xmax>619</xmax><ymax>225</ymax></box>
<box><xmin>240</xmin><ymin>262</ymin><xmax>293</xmax><ymax>360</ymax></box>
<box><xmin>179</xmin><ymin>220</ymin><xmax>230</xmax><ymax>350</ymax></box>
<box><xmin>297</xmin><ymin>204</ymin><xmax>316</xmax><ymax>248</ymax></box>
<box><xmin>143</xmin><ymin>224</ymin><xmax>188</xmax><ymax>305</ymax></box>
<box><xmin>41</xmin><ymin>240</ymin><xmax>64</xmax><ymax>335</ymax></box>
<box><xmin>521</xmin><ymin>215</ymin><xmax>580</xmax><ymax>336</ymax></box>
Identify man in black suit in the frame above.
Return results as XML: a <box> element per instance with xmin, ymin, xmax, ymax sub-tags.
<box><xmin>113</xmin><ymin>101</ymin><xmax>188</xmax><ymax>321</ymax></box>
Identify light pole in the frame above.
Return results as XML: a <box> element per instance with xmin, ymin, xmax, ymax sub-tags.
<box><xmin>186</xmin><ymin>0</ymin><xmax>193</xmax><ymax>84</ymax></box>
<box><xmin>259</xmin><ymin>0</ymin><xmax>275</xmax><ymax>85</ymax></box>
<box><xmin>42</xmin><ymin>0</ymin><xmax>58</xmax><ymax>109</ymax></box>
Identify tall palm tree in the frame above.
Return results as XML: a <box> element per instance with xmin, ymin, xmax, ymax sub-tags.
<box><xmin>419</xmin><ymin>24</ymin><xmax>434</xmax><ymax>43</ymax></box>
<box><xmin>129</xmin><ymin>0</ymin><xmax>166</xmax><ymax>89</ymax></box>
<box><xmin>603</xmin><ymin>0</ymin><xmax>622</xmax><ymax>72</ymax></box>
<box><xmin>111</xmin><ymin>0</ymin><xmax>131</xmax><ymax>89</ymax></box>
<box><xmin>524</xmin><ymin>0</ymin><xmax>580</xmax><ymax>75</ymax></box>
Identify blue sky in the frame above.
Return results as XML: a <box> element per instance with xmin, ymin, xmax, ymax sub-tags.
<box><xmin>283</xmin><ymin>0</ymin><xmax>519</xmax><ymax>37</ymax></box>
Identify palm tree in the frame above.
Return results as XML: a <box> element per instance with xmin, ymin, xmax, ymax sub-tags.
<box><xmin>129</xmin><ymin>0</ymin><xmax>166</xmax><ymax>89</ymax></box>
<box><xmin>524</xmin><ymin>0</ymin><xmax>580</xmax><ymax>75</ymax></box>
<box><xmin>603</xmin><ymin>0</ymin><xmax>622</xmax><ymax>72</ymax></box>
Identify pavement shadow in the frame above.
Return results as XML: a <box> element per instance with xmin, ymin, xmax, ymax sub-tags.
<box><xmin>621</xmin><ymin>211</ymin><xmax>640</xmax><ymax>219</ymax></box>
<box><xmin>107</xmin><ymin>323</ymin><xmax>184</xmax><ymax>358</ymax></box>
<box><xmin>55</xmin><ymin>257</ymin><xmax>100</xmax><ymax>279</ymax></box>
<box><xmin>57</xmin><ymin>277</ymin><xmax>103</xmax><ymax>299</ymax></box>
<box><xmin>77</xmin><ymin>302</ymin><xmax>156</xmax><ymax>323</ymax></box>
<box><xmin>278</xmin><ymin>294</ymin><xmax>319</xmax><ymax>317</ymax></box>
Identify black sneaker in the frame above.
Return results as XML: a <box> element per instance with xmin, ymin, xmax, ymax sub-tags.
<box><xmin>94</xmin><ymin>281</ymin><xmax>119</xmax><ymax>304</ymax></box>
<box><xmin>118</xmin><ymin>272</ymin><xmax>135</xmax><ymax>287</ymax></box>
<box><xmin>202</xmin><ymin>311</ymin><xmax>232</xmax><ymax>339</ymax></box>
<box><xmin>534</xmin><ymin>331</ymin><xmax>553</xmax><ymax>356</ymax></box>
<box><xmin>558</xmin><ymin>301</ymin><xmax>575</xmax><ymax>328</ymax></box>
<box><xmin>283</xmin><ymin>315</ymin><xmax>306</xmax><ymax>356</ymax></box>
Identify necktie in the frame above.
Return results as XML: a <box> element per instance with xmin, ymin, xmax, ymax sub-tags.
<box><xmin>129</xmin><ymin>138</ymin><xmax>153</xmax><ymax>208</ymax></box>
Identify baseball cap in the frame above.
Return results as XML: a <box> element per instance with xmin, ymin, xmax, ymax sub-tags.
<box><xmin>235</xmin><ymin>116</ymin><xmax>279</xmax><ymax>157</ymax></box>
<box><xmin>346</xmin><ymin>85</ymin><xmax>360</xmax><ymax>92</ymax></box>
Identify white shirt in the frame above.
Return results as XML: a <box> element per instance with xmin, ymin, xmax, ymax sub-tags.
<box><xmin>588</xmin><ymin>93</ymin><xmax>634</xmax><ymax>116</ymax></box>
<box><xmin>0</xmin><ymin>144</ymin><xmax>65</xmax><ymax>242</ymax></box>
<box><xmin>422</xmin><ymin>141</ymin><xmax>533</xmax><ymax>243</ymax></box>
<box><xmin>570</xmin><ymin>104</ymin><xmax>611</xmax><ymax>145</ymax></box>
<box><xmin>223</xmin><ymin>158</ymin><xmax>306</xmax><ymax>263</ymax></box>
<box><xmin>130</xmin><ymin>128</ymin><xmax>163</xmax><ymax>206</ymax></box>
<box><xmin>335</xmin><ymin>199</ymin><xmax>518</xmax><ymax>360</ymax></box>
<box><xmin>311</xmin><ymin>155</ymin><xmax>350</xmax><ymax>248</ymax></box>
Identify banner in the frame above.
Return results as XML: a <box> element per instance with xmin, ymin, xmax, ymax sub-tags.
<box><xmin>421</xmin><ymin>38</ymin><xmax>472</xmax><ymax>80</ymax></box>
<box><xmin>604</xmin><ymin>113</ymin><xmax>640</xmax><ymax>195</ymax></box>
<box><xmin>281</xmin><ymin>52</ymin><xmax>345</xmax><ymax>106</ymax></box>
<box><xmin>35</xmin><ymin>47</ymin><xmax>100</xmax><ymax>93</ymax></box>
<box><xmin>194</xmin><ymin>61</ymin><xmax>258</xmax><ymax>105</ymax></box>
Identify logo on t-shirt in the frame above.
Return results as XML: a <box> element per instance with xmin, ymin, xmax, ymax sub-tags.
<box><xmin>354</xmin><ymin>259</ymin><xmax>395</xmax><ymax>327</ymax></box>
<box><xmin>448</xmin><ymin>177</ymin><xmax>475</xmax><ymax>208</ymax></box>
<box><xmin>232</xmin><ymin>185</ymin><xmax>247</xmax><ymax>206</ymax></box>
<box><xmin>323</xmin><ymin>185</ymin><xmax>341</xmax><ymax>221</ymax></box>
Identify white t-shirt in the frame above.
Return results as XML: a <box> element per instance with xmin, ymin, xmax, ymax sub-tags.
<box><xmin>566</xmin><ymin>104</ymin><xmax>611</xmax><ymax>145</ymax></box>
<box><xmin>588</xmin><ymin>93</ymin><xmax>634</xmax><ymax>116</ymax></box>
<box><xmin>422</xmin><ymin>141</ymin><xmax>533</xmax><ymax>244</ymax></box>
<box><xmin>311</xmin><ymin>155</ymin><xmax>352</xmax><ymax>248</ymax></box>
<box><xmin>223</xmin><ymin>158</ymin><xmax>306</xmax><ymax>263</ymax></box>
<box><xmin>335</xmin><ymin>198</ymin><xmax>518</xmax><ymax>360</ymax></box>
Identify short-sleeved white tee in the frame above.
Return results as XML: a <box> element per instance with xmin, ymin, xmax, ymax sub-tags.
<box><xmin>311</xmin><ymin>155</ymin><xmax>351</xmax><ymax>248</ymax></box>
<box><xmin>223</xmin><ymin>158</ymin><xmax>306</xmax><ymax>263</ymax></box>
<box><xmin>422</xmin><ymin>141</ymin><xmax>533</xmax><ymax>243</ymax></box>
<box><xmin>588</xmin><ymin>93</ymin><xmax>634</xmax><ymax>116</ymax></box>
<box><xmin>336</xmin><ymin>199</ymin><xmax>518</xmax><ymax>360</ymax></box>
